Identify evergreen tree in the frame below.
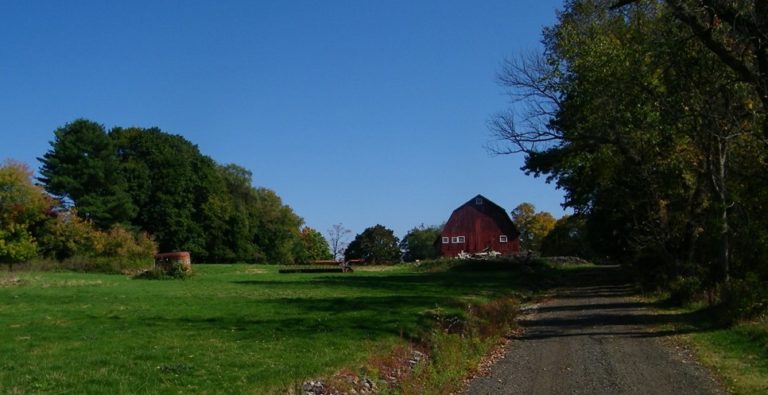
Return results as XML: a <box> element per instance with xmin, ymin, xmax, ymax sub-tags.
<box><xmin>38</xmin><ymin>119</ymin><xmax>135</xmax><ymax>228</ymax></box>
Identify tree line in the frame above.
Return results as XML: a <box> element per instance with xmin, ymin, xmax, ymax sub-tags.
<box><xmin>343</xmin><ymin>203</ymin><xmax>561</xmax><ymax>264</ymax></box>
<box><xmin>492</xmin><ymin>0</ymin><xmax>767</xmax><ymax>317</ymax></box>
<box><xmin>0</xmin><ymin>119</ymin><xmax>333</xmax><ymax>267</ymax></box>
<box><xmin>2</xmin><ymin>119</ymin><xmax>565</xmax><ymax>269</ymax></box>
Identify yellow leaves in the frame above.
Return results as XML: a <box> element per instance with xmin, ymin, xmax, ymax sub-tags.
<box><xmin>39</xmin><ymin>210</ymin><xmax>157</xmax><ymax>260</ymax></box>
<box><xmin>0</xmin><ymin>223</ymin><xmax>38</xmax><ymax>263</ymax></box>
<box><xmin>0</xmin><ymin>160</ymin><xmax>52</xmax><ymax>226</ymax></box>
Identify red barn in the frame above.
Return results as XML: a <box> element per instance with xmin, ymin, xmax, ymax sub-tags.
<box><xmin>440</xmin><ymin>195</ymin><xmax>520</xmax><ymax>257</ymax></box>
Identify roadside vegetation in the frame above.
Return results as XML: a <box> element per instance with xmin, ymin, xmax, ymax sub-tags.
<box><xmin>492</xmin><ymin>0</ymin><xmax>768</xmax><ymax>339</ymax></box>
<box><xmin>650</xmin><ymin>292</ymin><xmax>768</xmax><ymax>395</ymax></box>
<box><xmin>688</xmin><ymin>320</ymin><xmax>768</xmax><ymax>394</ymax></box>
<box><xmin>488</xmin><ymin>1</ymin><xmax>768</xmax><ymax>391</ymax></box>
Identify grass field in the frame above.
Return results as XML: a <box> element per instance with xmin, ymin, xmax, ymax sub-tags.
<box><xmin>0</xmin><ymin>262</ymin><xmax>547</xmax><ymax>394</ymax></box>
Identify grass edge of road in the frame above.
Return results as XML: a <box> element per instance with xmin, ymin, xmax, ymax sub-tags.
<box><xmin>648</xmin><ymin>299</ymin><xmax>768</xmax><ymax>394</ymax></box>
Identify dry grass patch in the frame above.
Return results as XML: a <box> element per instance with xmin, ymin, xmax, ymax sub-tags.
<box><xmin>0</xmin><ymin>274</ymin><xmax>27</xmax><ymax>288</ymax></box>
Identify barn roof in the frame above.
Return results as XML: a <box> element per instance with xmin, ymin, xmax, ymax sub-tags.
<box><xmin>448</xmin><ymin>194</ymin><xmax>519</xmax><ymax>237</ymax></box>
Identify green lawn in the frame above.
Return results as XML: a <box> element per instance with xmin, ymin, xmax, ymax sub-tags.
<box><xmin>684</xmin><ymin>321</ymin><xmax>768</xmax><ymax>394</ymax></box>
<box><xmin>649</xmin><ymin>297</ymin><xmax>768</xmax><ymax>395</ymax></box>
<box><xmin>0</xmin><ymin>263</ymin><xmax>538</xmax><ymax>394</ymax></box>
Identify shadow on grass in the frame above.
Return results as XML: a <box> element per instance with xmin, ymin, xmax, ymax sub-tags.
<box><xmin>131</xmin><ymin>295</ymin><xmax>453</xmax><ymax>342</ymax></box>
<box><xmin>133</xmin><ymin>265</ymin><xmax>571</xmax><ymax>343</ymax></box>
<box><xmin>220</xmin><ymin>264</ymin><xmax>717</xmax><ymax>343</ymax></box>
<box><xmin>230</xmin><ymin>264</ymin><xmax>559</xmax><ymax>297</ymax></box>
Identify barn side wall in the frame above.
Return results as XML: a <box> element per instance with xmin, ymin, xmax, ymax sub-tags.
<box><xmin>439</xmin><ymin>203</ymin><xmax>520</xmax><ymax>256</ymax></box>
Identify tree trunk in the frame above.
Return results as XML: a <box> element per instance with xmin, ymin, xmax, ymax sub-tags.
<box><xmin>714</xmin><ymin>136</ymin><xmax>731</xmax><ymax>287</ymax></box>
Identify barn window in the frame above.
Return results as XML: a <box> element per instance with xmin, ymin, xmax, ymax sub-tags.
<box><xmin>442</xmin><ymin>237</ymin><xmax>449</xmax><ymax>244</ymax></box>
<box><xmin>475</xmin><ymin>197</ymin><xmax>483</xmax><ymax>205</ymax></box>
<box><xmin>499</xmin><ymin>235</ymin><xmax>508</xmax><ymax>243</ymax></box>
<box><xmin>456</xmin><ymin>236</ymin><xmax>465</xmax><ymax>243</ymax></box>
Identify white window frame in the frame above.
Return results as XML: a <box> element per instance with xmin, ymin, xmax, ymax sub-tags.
<box><xmin>456</xmin><ymin>235</ymin><xmax>465</xmax><ymax>243</ymax></box>
<box><xmin>499</xmin><ymin>235</ymin><xmax>508</xmax><ymax>243</ymax></box>
<box><xmin>442</xmin><ymin>236</ymin><xmax>449</xmax><ymax>244</ymax></box>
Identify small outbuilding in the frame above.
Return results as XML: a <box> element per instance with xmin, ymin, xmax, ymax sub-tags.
<box><xmin>440</xmin><ymin>194</ymin><xmax>520</xmax><ymax>257</ymax></box>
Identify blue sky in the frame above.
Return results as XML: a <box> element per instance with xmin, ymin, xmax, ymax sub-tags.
<box><xmin>1</xmin><ymin>0</ymin><xmax>567</xmax><ymax>239</ymax></box>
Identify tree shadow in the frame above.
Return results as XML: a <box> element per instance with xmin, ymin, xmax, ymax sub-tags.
<box><xmin>515</xmin><ymin>273</ymin><xmax>720</xmax><ymax>340</ymax></box>
<box><xmin>132</xmin><ymin>294</ymin><xmax>453</xmax><ymax>343</ymax></box>
<box><xmin>533</xmin><ymin>301</ymin><xmax>655</xmax><ymax>313</ymax></box>
<box><xmin>228</xmin><ymin>264</ymin><xmax>715</xmax><ymax>343</ymax></box>
<box><xmin>231</xmin><ymin>270</ymin><xmax>535</xmax><ymax>297</ymax></box>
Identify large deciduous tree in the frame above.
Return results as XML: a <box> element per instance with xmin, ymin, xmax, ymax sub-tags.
<box><xmin>0</xmin><ymin>161</ymin><xmax>51</xmax><ymax>269</ymax></box>
<box><xmin>345</xmin><ymin>225</ymin><xmax>401</xmax><ymax>264</ymax></box>
<box><xmin>250</xmin><ymin>187</ymin><xmax>304</xmax><ymax>264</ymax></box>
<box><xmin>38</xmin><ymin>120</ymin><xmax>307</xmax><ymax>264</ymax></box>
<box><xmin>612</xmin><ymin>0</ymin><xmax>768</xmax><ymax>136</ymax></box>
<box><xmin>491</xmin><ymin>0</ymin><xmax>767</xmax><ymax>305</ymax></box>
<box><xmin>297</xmin><ymin>227</ymin><xmax>333</xmax><ymax>262</ymax></box>
<box><xmin>400</xmin><ymin>225</ymin><xmax>441</xmax><ymax>262</ymax></box>
<box><xmin>540</xmin><ymin>215</ymin><xmax>591</xmax><ymax>258</ymax></box>
<box><xmin>510</xmin><ymin>203</ymin><xmax>556</xmax><ymax>252</ymax></box>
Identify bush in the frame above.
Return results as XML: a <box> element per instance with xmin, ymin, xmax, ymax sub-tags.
<box><xmin>133</xmin><ymin>261</ymin><xmax>191</xmax><ymax>280</ymax></box>
<box><xmin>37</xmin><ymin>211</ymin><xmax>101</xmax><ymax>261</ymax></box>
<box><xmin>667</xmin><ymin>276</ymin><xmax>704</xmax><ymax>306</ymax></box>
<box><xmin>718</xmin><ymin>274</ymin><xmax>768</xmax><ymax>323</ymax></box>
<box><xmin>396</xmin><ymin>297</ymin><xmax>520</xmax><ymax>395</ymax></box>
<box><xmin>465</xmin><ymin>297</ymin><xmax>520</xmax><ymax>338</ymax></box>
<box><xmin>37</xmin><ymin>211</ymin><xmax>157</xmax><ymax>273</ymax></box>
<box><xmin>62</xmin><ymin>256</ymin><xmax>154</xmax><ymax>274</ymax></box>
<box><xmin>101</xmin><ymin>226</ymin><xmax>156</xmax><ymax>260</ymax></box>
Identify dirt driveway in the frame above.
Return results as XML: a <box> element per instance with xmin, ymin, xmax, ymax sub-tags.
<box><xmin>464</xmin><ymin>267</ymin><xmax>725</xmax><ymax>395</ymax></box>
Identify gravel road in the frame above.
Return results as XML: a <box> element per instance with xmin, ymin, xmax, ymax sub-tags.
<box><xmin>464</xmin><ymin>267</ymin><xmax>725</xmax><ymax>395</ymax></box>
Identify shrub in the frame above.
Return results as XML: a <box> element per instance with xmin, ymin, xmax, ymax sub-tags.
<box><xmin>134</xmin><ymin>261</ymin><xmax>191</xmax><ymax>280</ymax></box>
<box><xmin>718</xmin><ymin>273</ymin><xmax>768</xmax><ymax>323</ymax></box>
<box><xmin>37</xmin><ymin>211</ymin><xmax>101</xmax><ymax>261</ymax></box>
<box><xmin>60</xmin><ymin>256</ymin><xmax>153</xmax><ymax>274</ymax></box>
<box><xmin>37</xmin><ymin>212</ymin><xmax>157</xmax><ymax>273</ymax></box>
<box><xmin>396</xmin><ymin>297</ymin><xmax>520</xmax><ymax>395</ymax></box>
<box><xmin>466</xmin><ymin>297</ymin><xmax>520</xmax><ymax>338</ymax></box>
<box><xmin>667</xmin><ymin>276</ymin><xmax>704</xmax><ymax>306</ymax></box>
<box><xmin>0</xmin><ymin>224</ymin><xmax>38</xmax><ymax>271</ymax></box>
<box><xmin>102</xmin><ymin>225</ymin><xmax>156</xmax><ymax>260</ymax></box>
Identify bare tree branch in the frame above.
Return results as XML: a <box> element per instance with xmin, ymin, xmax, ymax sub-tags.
<box><xmin>488</xmin><ymin>52</ymin><xmax>564</xmax><ymax>155</ymax></box>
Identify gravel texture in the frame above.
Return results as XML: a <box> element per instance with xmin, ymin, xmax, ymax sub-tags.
<box><xmin>464</xmin><ymin>269</ymin><xmax>724</xmax><ymax>395</ymax></box>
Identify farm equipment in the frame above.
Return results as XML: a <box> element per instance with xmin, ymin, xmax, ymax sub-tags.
<box><xmin>278</xmin><ymin>259</ymin><xmax>363</xmax><ymax>274</ymax></box>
